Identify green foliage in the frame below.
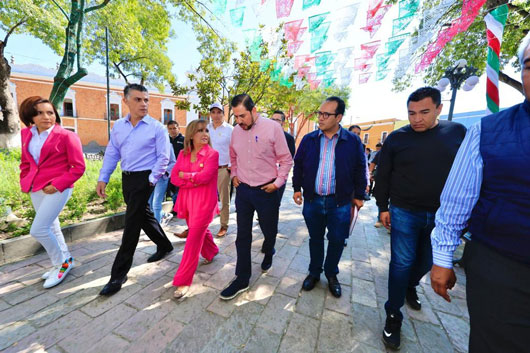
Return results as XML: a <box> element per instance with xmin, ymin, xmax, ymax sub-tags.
<box><xmin>0</xmin><ymin>149</ymin><xmax>125</xmax><ymax>239</ymax></box>
<box><xmin>389</xmin><ymin>0</ymin><xmax>530</xmax><ymax>92</ymax></box>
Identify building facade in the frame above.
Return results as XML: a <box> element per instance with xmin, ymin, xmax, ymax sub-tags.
<box><xmin>9</xmin><ymin>64</ymin><xmax>191</xmax><ymax>152</ymax></box>
<box><xmin>348</xmin><ymin>118</ymin><xmax>399</xmax><ymax>150</ymax></box>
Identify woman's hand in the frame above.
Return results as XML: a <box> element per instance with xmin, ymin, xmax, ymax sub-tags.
<box><xmin>179</xmin><ymin>171</ymin><xmax>185</xmax><ymax>179</ymax></box>
<box><xmin>43</xmin><ymin>184</ymin><xmax>58</xmax><ymax>194</ymax></box>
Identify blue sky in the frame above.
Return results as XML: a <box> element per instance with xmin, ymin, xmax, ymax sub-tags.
<box><xmin>1</xmin><ymin>0</ymin><xmax>526</xmax><ymax>124</ymax></box>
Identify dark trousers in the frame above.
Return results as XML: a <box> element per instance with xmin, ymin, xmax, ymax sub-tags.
<box><xmin>302</xmin><ymin>195</ymin><xmax>350</xmax><ymax>278</ymax></box>
<box><xmin>465</xmin><ymin>240</ymin><xmax>530</xmax><ymax>353</ymax></box>
<box><xmin>110</xmin><ymin>171</ymin><xmax>173</xmax><ymax>280</ymax></box>
<box><xmin>278</xmin><ymin>184</ymin><xmax>286</xmax><ymax>206</ymax></box>
<box><xmin>385</xmin><ymin>205</ymin><xmax>435</xmax><ymax>319</ymax></box>
<box><xmin>235</xmin><ymin>183</ymin><xmax>279</xmax><ymax>283</ymax></box>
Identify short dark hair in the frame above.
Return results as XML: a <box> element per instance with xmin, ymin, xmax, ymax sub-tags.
<box><xmin>19</xmin><ymin>96</ymin><xmax>61</xmax><ymax>127</ymax></box>
<box><xmin>376</xmin><ymin>143</ymin><xmax>382</xmax><ymax>147</ymax></box>
<box><xmin>325</xmin><ymin>96</ymin><xmax>345</xmax><ymax>116</ymax></box>
<box><xmin>407</xmin><ymin>87</ymin><xmax>441</xmax><ymax>107</ymax></box>
<box><xmin>167</xmin><ymin>120</ymin><xmax>179</xmax><ymax>127</ymax></box>
<box><xmin>124</xmin><ymin>83</ymin><xmax>148</xmax><ymax>98</ymax></box>
<box><xmin>348</xmin><ymin>125</ymin><xmax>361</xmax><ymax>132</ymax></box>
<box><xmin>231</xmin><ymin>94</ymin><xmax>255</xmax><ymax>112</ymax></box>
<box><xmin>273</xmin><ymin>110</ymin><xmax>286</xmax><ymax>122</ymax></box>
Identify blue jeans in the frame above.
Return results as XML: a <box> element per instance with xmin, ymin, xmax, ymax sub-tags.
<box><xmin>303</xmin><ymin>195</ymin><xmax>350</xmax><ymax>278</ymax></box>
<box><xmin>148</xmin><ymin>176</ymin><xmax>169</xmax><ymax>223</ymax></box>
<box><xmin>385</xmin><ymin>205</ymin><xmax>435</xmax><ymax>319</ymax></box>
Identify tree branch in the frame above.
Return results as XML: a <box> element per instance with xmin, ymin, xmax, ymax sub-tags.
<box><xmin>506</xmin><ymin>3</ymin><xmax>530</xmax><ymax>19</ymax></box>
<box><xmin>50</xmin><ymin>0</ymin><xmax>70</xmax><ymax>20</ymax></box>
<box><xmin>2</xmin><ymin>19</ymin><xmax>27</xmax><ymax>48</ymax></box>
<box><xmin>113</xmin><ymin>61</ymin><xmax>130</xmax><ymax>85</ymax></box>
<box><xmin>182</xmin><ymin>0</ymin><xmax>221</xmax><ymax>39</ymax></box>
<box><xmin>499</xmin><ymin>71</ymin><xmax>523</xmax><ymax>94</ymax></box>
<box><xmin>85</xmin><ymin>0</ymin><xmax>110</xmax><ymax>13</ymax></box>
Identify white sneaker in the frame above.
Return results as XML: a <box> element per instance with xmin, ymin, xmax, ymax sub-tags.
<box><xmin>161</xmin><ymin>213</ymin><xmax>173</xmax><ymax>227</ymax></box>
<box><xmin>43</xmin><ymin>257</ymin><xmax>74</xmax><ymax>289</ymax></box>
<box><xmin>41</xmin><ymin>268</ymin><xmax>53</xmax><ymax>280</ymax></box>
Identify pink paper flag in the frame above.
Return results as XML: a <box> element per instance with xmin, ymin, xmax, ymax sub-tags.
<box><xmin>284</xmin><ymin>19</ymin><xmax>304</xmax><ymax>41</ymax></box>
<box><xmin>310</xmin><ymin>79</ymin><xmax>321</xmax><ymax>90</ymax></box>
<box><xmin>294</xmin><ymin>55</ymin><xmax>309</xmax><ymax>69</ymax></box>
<box><xmin>359</xmin><ymin>73</ymin><xmax>372</xmax><ymax>84</ymax></box>
<box><xmin>288</xmin><ymin>41</ymin><xmax>304</xmax><ymax>56</ymax></box>
<box><xmin>276</xmin><ymin>0</ymin><xmax>295</xmax><ymax>19</ymax></box>
<box><xmin>296</xmin><ymin>27</ymin><xmax>307</xmax><ymax>41</ymax></box>
<box><xmin>297</xmin><ymin>66</ymin><xmax>311</xmax><ymax>78</ymax></box>
<box><xmin>360</xmin><ymin>41</ymin><xmax>381</xmax><ymax>59</ymax></box>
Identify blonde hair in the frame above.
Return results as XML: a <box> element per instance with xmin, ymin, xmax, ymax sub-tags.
<box><xmin>183</xmin><ymin>119</ymin><xmax>210</xmax><ymax>155</ymax></box>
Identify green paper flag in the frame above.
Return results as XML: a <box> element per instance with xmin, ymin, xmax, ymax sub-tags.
<box><xmin>392</xmin><ymin>14</ymin><xmax>414</xmax><ymax>36</ymax></box>
<box><xmin>315</xmin><ymin>51</ymin><xmax>336</xmax><ymax>71</ymax></box>
<box><xmin>212</xmin><ymin>0</ymin><xmax>227</xmax><ymax>16</ymax></box>
<box><xmin>321</xmin><ymin>77</ymin><xmax>335</xmax><ymax>88</ymax></box>
<box><xmin>310</xmin><ymin>22</ymin><xmax>330</xmax><ymax>52</ymax></box>
<box><xmin>385</xmin><ymin>33</ymin><xmax>409</xmax><ymax>56</ymax></box>
<box><xmin>308</xmin><ymin>12</ymin><xmax>330</xmax><ymax>32</ymax></box>
<box><xmin>376</xmin><ymin>53</ymin><xmax>391</xmax><ymax>70</ymax></box>
<box><xmin>303</xmin><ymin>0</ymin><xmax>322</xmax><ymax>10</ymax></box>
<box><xmin>398</xmin><ymin>0</ymin><xmax>419</xmax><ymax>18</ymax></box>
<box><xmin>270</xmin><ymin>63</ymin><xmax>282</xmax><ymax>81</ymax></box>
<box><xmin>375</xmin><ymin>68</ymin><xmax>391</xmax><ymax>81</ymax></box>
<box><xmin>230</xmin><ymin>7</ymin><xmax>246</xmax><ymax>27</ymax></box>
<box><xmin>260</xmin><ymin>59</ymin><xmax>271</xmax><ymax>72</ymax></box>
<box><xmin>280</xmin><ymin>75</ymin><xmax>294</xmax><ymax>87</ymax></box>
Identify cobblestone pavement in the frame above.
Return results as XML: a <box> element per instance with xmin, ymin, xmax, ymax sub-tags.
<box><xmin>0</xmin><ymin>187</ymin><xmax>470</xmax><ymax>353</ymax></box>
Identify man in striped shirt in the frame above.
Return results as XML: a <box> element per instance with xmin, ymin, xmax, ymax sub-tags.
<box><xmin>293</xmin><ymin>96</ymin><xmax>367</xmax><ymax>298</ymax></box>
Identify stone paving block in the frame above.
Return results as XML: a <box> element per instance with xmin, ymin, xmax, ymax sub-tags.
<box><xmin>0</xmin><ymin>321</ymin><xmax>36</xmax><ymax>351</ymax></box>
<box><xmin>351</xmin><ymin>303</ymin><xmax>385</xmax><ymax>351</ymax></box>
<box><xmin>80</xmin><ymin>282</ymin><xmax>142</xmax><ymax>318</ymax></box>
<box><xmin>413</xmin><ymin>319</ymin><xmax>456</xmax><ymax>353</ymax></box>
<box><xmin>28</xmin><ymin>286</ymin><xmax>99</xmax><ymax>327</ymax></box>
<box><xmin>165</xmin><ymin>284</ymin><xmax>218</xmax><ymax>324</ymax></box>
<box><xmin>113</xmin><ymin>298</ymin><xmax>175</xmax><ymax>341</ymax></box>
<box><xmin>296</xmin><ymin>243</ymin><xmax>310</xmax><ymax>257</ymax></box>
<box><xmin>338</xmin><ymin>260</ymin><xmax>353</xmax><ymax>287</ymax></box>
<box><xmin>85</xmin><ymin>334</ymin><xmax>130</xmax><ymax>353</ymax></box>
<box><xmin>453</xmin><ymin>298</ymin><xmax>469</xmax><ymax>320</ymax></box>
<box><xmin>244</xmin><ymin>275</ymin><xmax>280</xmax><ymax>305</ymax></box>
<box><xmin>325</xmin><ymin>284</ymin><xmax>352</xmax><ymax>317</ymax></box>
<box><xmin>373</xmin><ymin>275</ymin><xmax>388</xmax><ymax>300</ymax></box>
<box><xmin>351</xmin><ymin>247</ymin><xmax>371</xmax><ymax>263</ymax></box>
<box><xmin>241</xmin><ymin>327</ymin><xmax>282</xmax><ymax>353</ymax></box>
<box><xmin>318</xmin><ymin>309</ymin><xmax>354</xmax><ymax>353</ymax></box>
<box><xmin>276</xmin><ymin>244</ymin><xmax>299</xmax><ymax>260</ymax></box>
<box><xmin>57</xmin><ymin>304</ymin><xmax>137</xmax><ymax>353</ymax></box>
<box><xmin>0</xmin><ymin>263</ymin><xmax>45</xmax><ymax>284</ymax></box>
<box><xmin>127</xmin><ymin>258</ymin><xmax>176</xmax><ymax>286</ymax></box>
<box><xmin>211</xmin><ymin>301</ymin><xmax>263</xmax><ymax>349</ymax></box>
<box><xmin>265</xmin><ymin>256</ymin><xmax>291</xmax><ymax>279</ymax></box>
<box><xmin>125</xmin><ymin>275</ymin><xmax>173</xmax><ymax>310</ymax></box>
<box><xmin>423</xmin><ymin>285</ymin><xmax>464</xmax><ymax>317</ymax></box>
<box><xmin>0</xmin><ymin>298</ymin><xmax>10</xmax><ymax>312</ymax></box>
<box><xmin>352</xmin><ymin>277</ymin><xmax>377</xmax><ymax>308</ymax></box>
<box><xmin>4</xmin><ymin>310</ymin><xmax>91</xmax><ymax>353</ymax></box>
<box><xmin>349</xmin><ymin>341</ymin><xmax>386</xmax><ymax>353</ymax></box>
<box><xmin>438</xmin><ymin>312</ymin><xmax>470</xmax><ymax>353</ymax></box>
<box><xmin>295</xmin><ymin>285</ymin><xmax>326</xmax><ymax>319</ymax></box>
<box><xmin>204</xmin><ymin>263</ymin><xmax>236</xmax><ymax>290</ymax></box>
<box><xmin>196</xmin><ymin>253</ymin><xmax>231</xmax><ymax>275</ymax></box>
<box><xmin>276</xmin><ymin>270</ymin><xmax>306</xmax><ymax>298</ymax></box>
<box><xmin>288</xmin><ymin>253</ymin><xmax>310</xmax><ymax>274</ymax></box>
<box><xmin>164</xmin><ymin>311</ymin><xmax>225</xmax><ymax>353</ymax></box>
<box><xmin>352</xmin><ymin>260</ymin><xmax>374</xmax><ymax>282</ymax></box>
<box><xmin>3</xmin><ymin>280</ymin><xmax>49</xmax><ymax>305</ymax></box>
<box><xmin>405</xmin><ymin>292</ymin><xmax>440</xmax><ymax>325</ymax></box>
<box><xmin>206</xmin><ymin>293</ymin><xmax>246</xmax><ymax>318</ymax></box>
<box><xmin>278</xmin><ymin>312</ymin><xmax>320</xmax><ymax>353</ymax></box>
<box><xmin>255</xmin><ymin>293</ymin><xmax>296</xmax><ymax>334</ymax></box>
<box><xmin>0</xmin><ymin>281</ymin><xmax>25</xmax><ymax>296</ymax></box>
<box><xmin>0</xmin><ymin>292</ymin><xmax>57</xmax><ymax>329</ymax></box>
<box><xmin>200</xmin><ymin>340</ymin><xmax>240</xmax><ymax>353</ymax></box>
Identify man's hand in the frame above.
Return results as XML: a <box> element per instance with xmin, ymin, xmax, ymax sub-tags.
<box><xmin>430</xmin><ymin>265</ymin><xmax>457</xmax><ymax>302</ymax></box>
<box><xmin>380</xmin><ymin>211</ymin><xmax>391</xmax><ymax>229</ymax></box>
<box><xmin>232</xmin><ymin>176</ymin><xmax>240</xmax><ymax>187</ymax></box>
<box><xmin>179</xmin><ymin>171</ymin><xmax>184</xmax><ymax>179</ymax></box>
<box><xmin>352</xmin><ymin>199</ymin><xmax>364</xmax><ymax>210</ymax></box>
<box><xmin>96</xmin><ymin>181</ymin><xmax>107</xmax><ymax>198</ymax></box>
<box><xmin>365</xmin><ymin>185</ymin><xmax>370</xmax><ymax>194</ymax></box>
<box><xmin>43</xmin><ymin>185</ymin><xmax>58</xmax><ymax>194</ymax></box>
<box><xmin>293</xmin><ymin>191</ymin><xmax>303</xmax><ymax>205</ymax></box>
<box><xmin>261</xmin><ymin>183</ymin><xmax>278</xmax><ymax>193</ymax></box>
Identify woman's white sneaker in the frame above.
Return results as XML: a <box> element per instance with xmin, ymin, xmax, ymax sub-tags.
<box><xmin>43</xmin><ymin>257</ymin><xmax>74</xmax><ymax>289</ymax></box>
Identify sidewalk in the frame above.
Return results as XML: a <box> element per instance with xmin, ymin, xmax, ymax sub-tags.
<box><xmin>0</xmin><ymin>188</ymin><xmax>469</xmax><ymax>353</ymax></box>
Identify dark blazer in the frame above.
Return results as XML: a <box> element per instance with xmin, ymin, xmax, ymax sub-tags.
<box><xmin>284</xmin><ymin>131</ymin><xmax>296</xmax><ymax>158</ymax></box>
<box><xmin>292</xmin><ymin>127</ymin><xmax>367</xmax><ymax>206</ymax></box>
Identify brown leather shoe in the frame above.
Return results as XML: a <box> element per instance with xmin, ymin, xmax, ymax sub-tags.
<box><xmin>175</xmin><ymin>229</ymin><xmax>189</xmax><ymax>239</ymax></box>
<box><xmin>216</xmin><ymin>226</ymin><xmax>228</xmax><ymax>237</ymax></box>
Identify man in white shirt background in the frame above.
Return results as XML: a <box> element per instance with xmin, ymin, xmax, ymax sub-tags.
<box><xmin>207</xmin><ymin>102</ymin><xmax>233</xmax><ymax>237</ymax></box>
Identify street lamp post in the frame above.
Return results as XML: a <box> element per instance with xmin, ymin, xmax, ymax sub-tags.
<box><xmin>437</xmin><ymin>59</ymin><xmax>479</xmax><ymax>121</ymax></box>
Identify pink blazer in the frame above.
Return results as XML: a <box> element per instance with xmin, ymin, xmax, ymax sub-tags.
<box><xmin>20</xmin><ymin>124</ymin><xmax>86</xmax><ymax>193</ymax></box>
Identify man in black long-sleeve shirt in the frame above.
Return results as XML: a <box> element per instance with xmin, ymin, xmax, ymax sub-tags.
<box><xmin>375</xmin><ymin>87</ymin><xmax>466</xmax><ymax>350</ymax></box>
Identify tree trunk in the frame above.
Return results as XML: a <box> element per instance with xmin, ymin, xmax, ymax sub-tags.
<box><xmin>499</xmin><ymin>71</ymin><xmax>523</xmax><ymax>95</ymax></box>
<box><xmin>0</xmin><ymin>47</ymin><xmax>20</xmax><ymax>148</ymax></box>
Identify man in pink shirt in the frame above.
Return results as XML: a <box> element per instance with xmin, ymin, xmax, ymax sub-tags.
<box><xmin>220</xmin><ymin>94</ymin><xmax>293</xmax><ymax>300</ymax></box>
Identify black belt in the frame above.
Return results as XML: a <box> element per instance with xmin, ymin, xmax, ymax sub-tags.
<box><xmin>315</xmin><ymin>193</ymin><xmax>335</xmax><ymax>197</ymax></box>
<box><xmin>122</xmin><ymin>170</ymin><xmax>150</xmax><ymax>176</ymax></box>
<box><xmin>240</xmin><ymin>179</ymin><xmax>276</xmax><ymax>189</ymax></box>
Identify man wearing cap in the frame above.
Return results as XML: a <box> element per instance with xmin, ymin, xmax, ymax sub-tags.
<box><xmin>207</xmin><ymin>102</ymin><xmax>234</xmax><ymax>237</ymax></box>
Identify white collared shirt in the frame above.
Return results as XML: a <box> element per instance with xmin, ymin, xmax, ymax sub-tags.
<box><xmin>29</xmin><ymin>125</ymin><xmax>55</xmax><ymax>164</ymax></box>
<box><xmin>208</xmin><ymin>121</ymin><xmax>233</xmax><ymax>166</ymax></box>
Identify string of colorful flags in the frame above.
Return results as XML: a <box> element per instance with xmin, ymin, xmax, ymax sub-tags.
<box><xmin>210</xmin><ymin>0</ymin><xmax>501</xmax><ymax>91</ymax></box>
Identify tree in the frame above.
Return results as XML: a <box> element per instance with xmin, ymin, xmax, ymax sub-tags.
<box><xmin>0</xmin><ymin>0</ymin><xmax>64</xmax><ymax>148</ymax></box>
<box><xmin>390</xmin><ymin>0</ymin><xmax>529</xmax><ymax>94</ymax></box>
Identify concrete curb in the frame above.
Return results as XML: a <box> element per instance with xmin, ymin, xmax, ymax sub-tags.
<box><xmin>0</xmin><ymin>202</ymin><xmax>174</xmax><ymax>265</ymax></box>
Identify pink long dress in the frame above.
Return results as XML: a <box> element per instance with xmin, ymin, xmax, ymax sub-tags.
<box><xmin>171</xmin><ymin>144</ymin><xmax>220</xmax><ymax>286</ymax></box>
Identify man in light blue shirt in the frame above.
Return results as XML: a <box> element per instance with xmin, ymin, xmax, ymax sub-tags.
<box><xmin>96</xmin><ymin>84</ymin><xmax>174</xmax><ymax>296</ymax></box>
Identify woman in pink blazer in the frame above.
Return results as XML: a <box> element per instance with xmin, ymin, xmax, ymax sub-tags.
<box><xmin>171</xmin><ymin>119</ymin><xmax>219</xmax><ymax>299</ymax></box>
<box><xmin>19</xmin><ymin>96</ymin><xmax>86</xmax><ymax>289</ymax></box>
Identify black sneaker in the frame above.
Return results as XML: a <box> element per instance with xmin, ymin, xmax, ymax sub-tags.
<box><xmin>406</xmin><ymin>286</ymin><xmax>421</xmax><ymax>311</ymax></box>
<box><xmin>382</xmin><ymin>313</ymin><xmax>402</xmax><ymax>350</ymax></box>
<box><xmin>219</xmin><ymin>277</ymin><xmax>249</xmax><ymax>301</ymax></box>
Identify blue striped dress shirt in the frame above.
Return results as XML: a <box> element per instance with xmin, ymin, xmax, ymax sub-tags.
<box><xmin>432</xmin><ymin>122</ymin><xmax>483</xmax><ymax>268</ymax></box>
<box><xmin>314</xmin><ymin>129</ymin><xmax>339</xmax><ymax>195</ymax></box>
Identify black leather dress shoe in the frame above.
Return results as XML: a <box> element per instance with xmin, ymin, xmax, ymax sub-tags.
<box><xmin>326</xmin><ymin>275</ymin><xmax>342</xmax><ymax>298</ymax></box>
<box><xmin>302</xmin><ymin>274</ymin><xmax>320</xmax><ymax>291</ymax></box>
<box><xmin>147</xmin><ymin>246</ymin><xmax>173</xmax><ymax>263</ymax></box>
<box><xmin>99</xmin><ymin>276</ymin><xmax>128</xmax><ymax>296</ymax></box>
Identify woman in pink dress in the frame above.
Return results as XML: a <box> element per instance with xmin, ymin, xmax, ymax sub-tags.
<box><xmin>171</xmin><ymin>119</ymin><xmax>220</xmax><ymax>299</ymax></box>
